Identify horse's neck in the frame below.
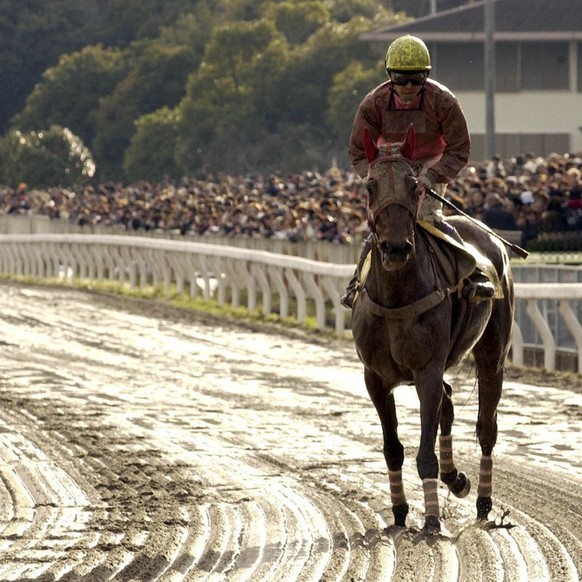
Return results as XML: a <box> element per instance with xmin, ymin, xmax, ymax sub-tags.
<box><xmin>367</xmin><ymin>235</ymin><xmax>436</xmax><ymax>307</ymax></box>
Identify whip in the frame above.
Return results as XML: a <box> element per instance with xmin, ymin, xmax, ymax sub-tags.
<box><xmin>427</xmin><ymin>188</ymin><xmax>529</xmax><ymax>259</ymax></box>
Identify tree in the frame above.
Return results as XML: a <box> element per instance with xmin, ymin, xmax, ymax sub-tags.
<box><xmin>87</xmin><ymin>0</ymin><xmax>204</xmax><ymax>47</ymax></box>
<box><xmin>91</xmin><ymin>41</ymin><xmax>198</xmax><ymax>180</ymax></box>
<box><xmin>173</xmin><ymin>10</ymin><xmax>400</xmax><ymax>175</ymax></box>
<box><xmin>264</xmin><ymin>1</ymin><xmax>330</xmax><ymax>45</ymax></box>
<box><xmin>330</xmin><ymin>0</ymin><xmax>394</xmax><ymax>22</ymax></box>
<box><xmin>0</xmin><ymin>126</ymin><xmax>95</xmax><ymax>189</ymax></box>
<box><xmin>175</xmin><ymin>19</ymin><xmax>289</xmax><ymax>175</ymax></box>
<box><xmin>0</xmin><ymin>0</ymin><xmax>97</xmax><ymax>132</ymax></box>
<box><xmin>3</xmin><ymin>0</ymin><xmax>417</xmax><ymax>179</ymax></box>
<box><xmin>327</xmin><ymin>60</ymin><xmax>385</xmax><ymax>164</ymax></box>
<box><xmin>124</xmin><ymin>107</ymin><xmax>182</xmax><ymax>182</ymax></box>
<box><xmin>268</xmin><ymin>19</ymin><xmax>377</xmax><ymax>128</ymax></box>
<box><xmin>12</xmin><ymin>45</ymin><xmax>128</xmax><ymax>146</ymax></box>
<box><xmin>0</xmin><ymin>0</ymin><xmax>238</xmax><ymax>135</ymax></box>
<box><xmin>215</xmin><ymin>0</ymin><xmax>271</xmax><ymax>22</ymax></box>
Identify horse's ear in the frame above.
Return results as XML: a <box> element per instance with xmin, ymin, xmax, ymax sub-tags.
<box><xmin>400</xmin><ymin>123</ymin><xmax>416</xmax><ymax>160</ymax></box>
<box><xmin>363</xmin><ymin>127</ymin><xmax>379</xmax><ymax>164</ymax></box>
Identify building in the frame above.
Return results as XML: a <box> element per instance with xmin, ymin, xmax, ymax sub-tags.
<box><xmin>391</xmin><ymin>0</ymin><xmax>468</xmax><ymax>18</ymax></box>
<box><xmin>360</xmin><ymin>0</ymin><xmax>582</xmax><ymax>161</ymax></box>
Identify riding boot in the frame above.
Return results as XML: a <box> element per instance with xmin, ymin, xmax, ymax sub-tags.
<box><xmin>341</xmin><ymin>236</ymin><xmax>372</xmax><ymax>309</ymax></box>
<box><xmin>435</xmin><ymin>220</ymin><xmax>496</xmax><ymax>301</ymax></box>
<box><xmin>464</xmin><ymin>268</ymin><xmax>496</xmax><ymax>301</ymax></box>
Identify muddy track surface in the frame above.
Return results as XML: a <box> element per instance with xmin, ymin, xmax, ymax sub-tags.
<box><xmin>0</xmin><ymin>282</ymin><xmax>580</xmax><ymax>581</ymax></box>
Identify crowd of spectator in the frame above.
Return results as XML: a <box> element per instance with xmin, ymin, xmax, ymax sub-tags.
<box><xmin>1</xmin><ymin>151</ymin><xmax>581</xmax><ymax>250</ymax></box>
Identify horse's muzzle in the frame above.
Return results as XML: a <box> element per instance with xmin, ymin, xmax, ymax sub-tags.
<box><xmin>378</xmin><ymin>239</ymin><xmax>414</xmax><ymax>269</ymax></box>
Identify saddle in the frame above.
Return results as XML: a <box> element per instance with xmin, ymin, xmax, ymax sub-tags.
<box><xmin>354</xmin><ymin>221</ymin><xmax>503</xmax><ymax>364</ymax></box>
<box><xmin>355</xmin><ymin>221</ymin><xmax>503</xmax><ymax>305</ymax></box>
<box><xmin>417</xmin><ymin>220</ymin><xmax>503</xmax><ymax>300</ymax></box>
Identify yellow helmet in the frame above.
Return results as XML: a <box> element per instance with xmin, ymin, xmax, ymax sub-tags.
<box><xmin>385</xmin><ymin>35</ymin><xmax>431</xmax><ymax>72</ymax></box>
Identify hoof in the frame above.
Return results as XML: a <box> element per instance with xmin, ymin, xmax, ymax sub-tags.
<box><xmin>440</xmin><ymin>469</ymin><xmax>458</xmax><ymax>486</ymax></box>
<box><xmin>441</xmin><ymin>470</ymin><xmax>471</xmax><ymax>498</ymax></box>
<box><xmin>423</xmin><ymin>515</ymin><xmax>441</xmax><ymax>534</ymax></box>
<box><xmin>477</xmin><ymin>496</ymin><xmax>492</xmax><ymax>521</ymax></box>
<box><xmin>393</xmin><ymin>503</ymin><xmax>409</xmax><ymax>527</ymax></box>
<box><xmin>450</xmin><ymin>472</ymin><xmax>471</xmax><ymax>498</ymax></box>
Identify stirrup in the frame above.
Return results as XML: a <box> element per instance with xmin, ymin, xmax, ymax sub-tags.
<box><xmin>340</xmin><ymin>287</ymin><xmax>357</xmax><ymax>309</ymax></box>
<box><xmin>464</xmin><ymin>273</ymin><xmax>495</xmax><ymax>302</ymax></box>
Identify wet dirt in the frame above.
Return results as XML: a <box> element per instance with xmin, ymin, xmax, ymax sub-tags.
<box><xmin>0</xmin><ymin>281</ymin><xmax>580</xmax><ymax>581</ymax></box>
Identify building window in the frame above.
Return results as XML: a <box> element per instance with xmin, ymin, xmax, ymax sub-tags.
<box><xmin>521</xmin><ymin>42</ymin><xmax>569</xmax><ymax>90</ymax></box>
<box><xmin>470</xmin><ymin>133</ymin><xmax>570</xmax><ymax>161</ymax></box>
<box><xmin>431</xmin><ymin>41</ymin><xmax>570</xmax><ymax>93</ymax></box>
<box><xmin>433</xmin><ymin>43</ymin><xmax>483</xmax><ymax>91</ymax></box>
<box><xmin>496</xmin><ymin>43</ymin><xmax>518</xmax><ymax>92</ymax></box>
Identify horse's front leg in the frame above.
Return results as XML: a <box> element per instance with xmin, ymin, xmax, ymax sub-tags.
<box><xmin>414</xmin><ymin>371</ymin><xmax>445</xmax><ymax>533</ymax></box>
<box><xmin>364</xmin><ymin>369</ymin><xmax>409</xmax><ymax>527</ymax></box>
<box><xmin>439</xmin><ymin>381</ymin><xmax>471</xmax><ymax>498</ymax></box>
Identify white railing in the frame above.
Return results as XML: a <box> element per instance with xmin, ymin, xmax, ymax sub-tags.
<box><xmin>0</xmin><ymin>233</ymin><xmax>580</xmax><ymax>373</ymax></box>
<box><xmin>0</xmin><ymin>234</ymin><xmax>354</xmax><ymax>335</ymax></box>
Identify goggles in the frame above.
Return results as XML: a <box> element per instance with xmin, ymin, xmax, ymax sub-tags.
<box><xmin>389</xmin><ymin>72</ymin><xmax>428</xmax><ymax>86</ymax></box>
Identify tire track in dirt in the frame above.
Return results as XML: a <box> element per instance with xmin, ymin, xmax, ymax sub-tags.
<box><xmin>0</xmin><ymin>283</ymin><xmax>579</xmax><ymax>581</ymax></box>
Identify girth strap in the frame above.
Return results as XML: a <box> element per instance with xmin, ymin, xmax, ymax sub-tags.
<box><xmin>360</xmin><ymin>285</ymin><xmax>456</xmax><ymax>319</ymax></box>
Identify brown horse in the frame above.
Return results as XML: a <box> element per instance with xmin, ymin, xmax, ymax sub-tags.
<box><xmin>351</xmin><ymin>125</ymin><xmax>514</xmax><ymax>533</ymax></box>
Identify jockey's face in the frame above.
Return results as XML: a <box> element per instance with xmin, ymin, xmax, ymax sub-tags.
<box><xmin>388</xmin><ymin>71</ymin><xmax>427</xmax><ymax>104</ymax></box>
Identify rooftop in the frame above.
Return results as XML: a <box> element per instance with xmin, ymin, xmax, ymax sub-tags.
<box><xmin>361</xmin><ymin>0</ymin><xmax>582</xmax><ymax>42</ymax></box>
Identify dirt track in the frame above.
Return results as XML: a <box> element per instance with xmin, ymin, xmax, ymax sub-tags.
<box><xmin>0</xmin><ymin>282</ymin><xmax>580</xmax><ymax>581</ymax></box>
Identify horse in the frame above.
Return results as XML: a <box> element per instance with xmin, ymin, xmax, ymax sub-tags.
<box><xmin>351</xmin><ymin>125</ymin><xmax>514</xmax><ymax>533</ymax></box>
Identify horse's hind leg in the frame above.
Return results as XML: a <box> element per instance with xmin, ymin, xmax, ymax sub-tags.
<box><xmin>364</xmin><ymin>369</ymin><xmax>408</xmax><ymax>527</ymax></box>
<box><xmin>473</xmin><ymin>363</ymin><xmax>503</xmax><ymax>520</ymax></box>
<box><xmin>473</xmin><ymin>316</ymin><xmax>510</xmax><ymax>521</ymax></box>
<box><xmin>439</xmin><ymin>381</ymin><xmax>471</xmax><ymax>498</ymax></box>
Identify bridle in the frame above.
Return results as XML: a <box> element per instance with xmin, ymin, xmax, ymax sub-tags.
<box><xmin>361</xmin><ymin>151</ymin><xmax>459</xmax><ymax>318</ymax></box>
<box><xmin>365</xmin><ymin>152</ymin><xmax>421</xmax><ymax>235</ymax></box>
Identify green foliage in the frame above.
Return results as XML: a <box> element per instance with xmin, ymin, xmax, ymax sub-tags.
<box><xmin>216</xmin><ymin>0</ymin><xmax>271</xmax><ymax>22</ymax></box>
<box><xmin>156</xmin><ymin>11</ymin><xmax>216</xmax><ymax>57</ymax></box>
<box><xmin>327</xmin><ymin>60</ymin><xmax>386</xmax><ymax>160</ymax></box>
<box><xmin>175</xmin><ymin>19</ymin><xmax>289</xmax><ymax>175</ymax></box>
<box><xmin>271</xmin><ymin>18</ymin><xmax>378</xmax><ymax>127</ymax></box>
<box><xmin>12</xmin><ymin>45</ymin><xmax>128</xmax><ymax>146</ymax></box>
<box><xmin>0</xmin><ymin>0</ymin><xmax>96</xmax><ymax>132</ymax></box>
<box><xmin>4</xmin><ymin>0</ymin><xmax>417</xmax><ymax>180</ymax></box>
<box><xmin>264</xmin><ymin>1</ymin><xmax>330</xmax><ymax>45</ymax></box>
<box><xmin>329</xmin><ymin>0</ymin><xmax>393</xmax><ymax>22</ymax></box>
<box><xmin>124</xmin><ymin>108</ymin><xmax>182</xmax><ymax>182</ymax></box>
<box><xmin>0</xmin><ymin>126</ymin><xmax>95</xmax><ymax>189</ymax></box>
<box><xmin>88</xmin><ymin>0</ymin><xmax>205</xmax><ymax>47</ymax></box>
<box><xmin>0</xmin><ymin>0</ymin><xmax>224</xmax><ymax>133</ymax></box>
<box><xmin>91</xmin><ymin>42</ymin><xmax>198</xmax><ymax>180</ymax></box>
<box><xmin>203</xmin><ymin>19</ymin><xmax>282</xmax><ymax>80</ymax></box>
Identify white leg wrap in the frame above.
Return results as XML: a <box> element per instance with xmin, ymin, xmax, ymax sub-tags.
<box><xmin>423</xmin><ymin>478</ymin><xmax>439</xmax><ymax>518</ymax></box>
<box><xmin>439</xmin><ymin>434</ymin><xmax>454</xmax><ymax>473</ymax></box>
<box><xmin>477</xmin><ymin>455</ymin><xmax>493</xmax><ymax>498</ymax></box>
<box><xmin>388</xmin><ymin>469</ymin><xmax>407</xmax><ymax>506</ymax></box>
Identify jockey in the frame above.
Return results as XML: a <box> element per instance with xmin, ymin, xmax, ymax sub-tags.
<box><xmin>341</xmin><ymin>34</ymin><xmax>495</xmax><ymax>309</ymax></box>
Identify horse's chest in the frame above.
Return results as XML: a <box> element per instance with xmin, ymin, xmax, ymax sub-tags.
<box><xmin>357</xmin><ymin>318</ymin><xmax>444</xmax><ymax>375</ymax></box>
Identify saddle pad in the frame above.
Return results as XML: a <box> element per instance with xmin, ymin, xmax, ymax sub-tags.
<box><xmin>418</xmin><ymin>220</ymin><xmax>504</xmax><ymax>298</ymax></box>
<box><xmin>353</xmin><ymin>252</ymin><xmax>372</xmax><ymax>305</ymax></box>
<box><xmin>353</xmin><ymin>221</ymin><xmax>504</xmax><ymax>305</ymax></box>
